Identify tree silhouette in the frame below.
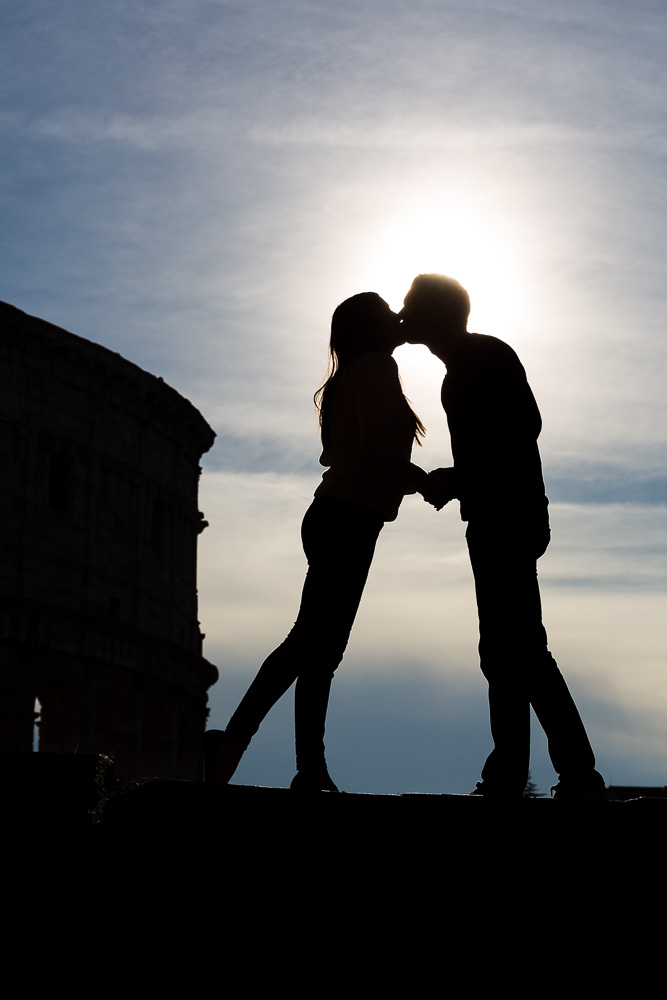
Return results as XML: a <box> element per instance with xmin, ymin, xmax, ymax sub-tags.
<box><xmin>523</xmin><ymin>772</ymin><xmax>545</xmax><ymax>798</ymax></box>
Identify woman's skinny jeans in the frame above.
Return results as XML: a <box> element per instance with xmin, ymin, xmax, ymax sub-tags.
<box><xmin>225</xmin><ymin>496</ymin><xmax>384</xmax><ymax>771</ymax></box>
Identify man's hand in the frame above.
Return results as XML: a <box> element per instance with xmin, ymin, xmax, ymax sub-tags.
<box><xmin>422</xmin><ymin>467</ymin><xmax>459</xmax><ymax>510</ymax></box>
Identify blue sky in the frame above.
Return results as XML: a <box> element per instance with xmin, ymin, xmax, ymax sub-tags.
<box><xmin>2</xmin><ymin>1</ymin><xmax>666</xmax><ymax>793</ymax></box>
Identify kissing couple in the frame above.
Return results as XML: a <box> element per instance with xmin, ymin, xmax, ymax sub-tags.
<box><xmin>204</xmin><ymin>274</ymin><xmax>605</xmax><ymax>802</ymax></box>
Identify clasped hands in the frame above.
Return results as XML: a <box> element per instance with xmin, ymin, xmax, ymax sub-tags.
<box><xmin>421</xmin><ymin>467</ymin><xmax>459</xmax><ymax>511</ymax></box>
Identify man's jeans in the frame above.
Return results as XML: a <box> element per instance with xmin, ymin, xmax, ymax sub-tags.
<box><xmin>466</xmin><ymin>520</ymin><xmax>596</xmax><ymax>792</ymax></box>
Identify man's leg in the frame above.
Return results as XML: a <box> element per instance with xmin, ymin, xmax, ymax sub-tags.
<box><xmin>467</xmin><ymin>522</ymin><xmax>598</xmax><ymax>793</ymax></box>
<box><xmin>528</xmin><ymin>658</ymin><xmax>596</xmax><ymax>780</ymax></box>
<box><xmin>467</xmin><ymin>524</ymin><xmax>533</xmax><ymax>794</ymax></box>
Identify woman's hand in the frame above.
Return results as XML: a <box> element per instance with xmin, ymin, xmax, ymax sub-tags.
<box><xmin>422</xmin><ymin>467</ymin><xmax>459</xmax><ymax>510</ymax></box>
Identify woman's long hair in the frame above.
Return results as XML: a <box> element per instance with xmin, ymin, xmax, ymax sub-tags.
<box><xmin>314</xmin><ymin>292</ymin><xmax>426</xmax><ymax>449</ymax></box>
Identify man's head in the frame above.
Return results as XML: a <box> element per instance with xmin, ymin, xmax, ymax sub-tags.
<box><xmin>399</xmin><ymin>274</ymin><xmax>470</xmax><ymax>353</ymax></box>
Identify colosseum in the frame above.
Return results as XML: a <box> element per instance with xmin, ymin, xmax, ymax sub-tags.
<box><xmin>0</xmin><ymin>301</ymin><xmax>218</xmax><ymax>779</ymax></box>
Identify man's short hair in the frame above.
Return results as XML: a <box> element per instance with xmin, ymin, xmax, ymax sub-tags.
<box><xmin>406</xmin><ymin>274</ymin><xmax>471</xmax><ymax>325</ymax></box>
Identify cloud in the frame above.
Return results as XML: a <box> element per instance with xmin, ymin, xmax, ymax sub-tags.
<box><xmin>545</xmin><ymin>465</ymin><xmax>667</xmax><ymax>507</ymax></box>
<box><xmin>199</xmin><ymin>473</ymin><xmax>667</xmax><ymax>792</ymax></box>
<box><xmin>2</xmin><ymin>1</ymin><xmax>666</xmax><ymax>793</ymax></box>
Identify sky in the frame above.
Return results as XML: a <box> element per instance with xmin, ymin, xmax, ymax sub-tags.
<box><xmin>2</xmin><ymin>0</ymin><xmax>666</xmax><ymax>794</ymax></box>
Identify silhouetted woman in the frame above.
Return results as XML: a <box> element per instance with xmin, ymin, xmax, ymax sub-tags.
<box><xmin>204</xmin><ymin>292</ymin><xmax>427</xmax><ymax>791</ymax></box>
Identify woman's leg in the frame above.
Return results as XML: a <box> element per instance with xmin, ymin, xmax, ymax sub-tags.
<box><xmin>223</xmin><ymin>498</ymin><xmax>383</xmax><ymax>774</ymax></box>
<box><xmin>224</xmin><ymin>641</ymin><xmax>302</xmax><ymax>752</ymax></box>
<box><xmin>293</xmin><ymin>499</ymin><xmax>383</xmax><ymax>772</ymax></box>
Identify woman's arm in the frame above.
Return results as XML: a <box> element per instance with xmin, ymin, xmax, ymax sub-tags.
<box><xmin>354</xmin><ymin>354</ymin><xmax>428</xmax><ymax>495</ymax></box>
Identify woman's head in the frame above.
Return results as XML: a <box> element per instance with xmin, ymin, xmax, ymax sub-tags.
<box><xmin>330</xmin><ymin>292</ymin><xmax>404</xmax><ymax>364</ymax></box>
<box><xmin>315</xmin><ymin>291</ymin><xmax>424</xmax><ymax>448</ymax></box>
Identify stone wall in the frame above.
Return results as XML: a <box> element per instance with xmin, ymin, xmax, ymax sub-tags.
<box><xmin>0</xmin><ymin>302</ymin><xmax>218</xmax><ymax>778</ymax></box>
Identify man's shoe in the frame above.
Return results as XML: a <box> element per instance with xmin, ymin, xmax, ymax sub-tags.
<box><xmin>550</xmin><ymin>770</ymin><xmax>606</xmax><ymax>801</ymax></box>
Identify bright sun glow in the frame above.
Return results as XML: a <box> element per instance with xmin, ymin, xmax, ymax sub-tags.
<box><xmin>361</xmin><ymin>202</ymin><xmax>522</xmax><ymax>339</ymax></box>
<box><xmin>352</xmin><ymin>201</ymin><xmax>526</xmax><ymax>436</ymax></box>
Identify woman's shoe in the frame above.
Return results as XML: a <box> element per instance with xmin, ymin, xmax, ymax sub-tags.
<box><xmin>290</xmin><ymin>767</ymin><xmax>340</xmax><ymax>792</ymax></box>
<box><xmin>203</xmin><ymin>729</ymin><xmax>245</xmax><ymax>784</ymax></box>
<box><xmin>468</xmin><ymin>780</ymin><xmax>525</xmax><ymax>799</ymax></box>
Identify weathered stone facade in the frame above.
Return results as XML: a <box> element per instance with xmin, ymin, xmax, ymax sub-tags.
<box><xmin>0</xmin><ymin>301</ymin><xmax>218</xmax><ymax>778</ymax></box>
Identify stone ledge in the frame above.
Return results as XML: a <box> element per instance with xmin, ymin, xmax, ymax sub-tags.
<box><xmin>3</xmin><ymin>754</ymin><xmax>666</xmax><ymax>988</ymax></box>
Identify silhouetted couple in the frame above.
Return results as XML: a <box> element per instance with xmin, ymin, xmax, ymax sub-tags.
<box><xmin>205</xmin><ymin>275</ymin><xmax>605</xmax><ymax>800</ymax></box>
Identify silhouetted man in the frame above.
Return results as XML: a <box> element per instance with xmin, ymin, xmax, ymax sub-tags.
<box><xmin>400</xmin><ymin>273</ymin><xmax>604</xmax><ymax>799</ymax></box>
